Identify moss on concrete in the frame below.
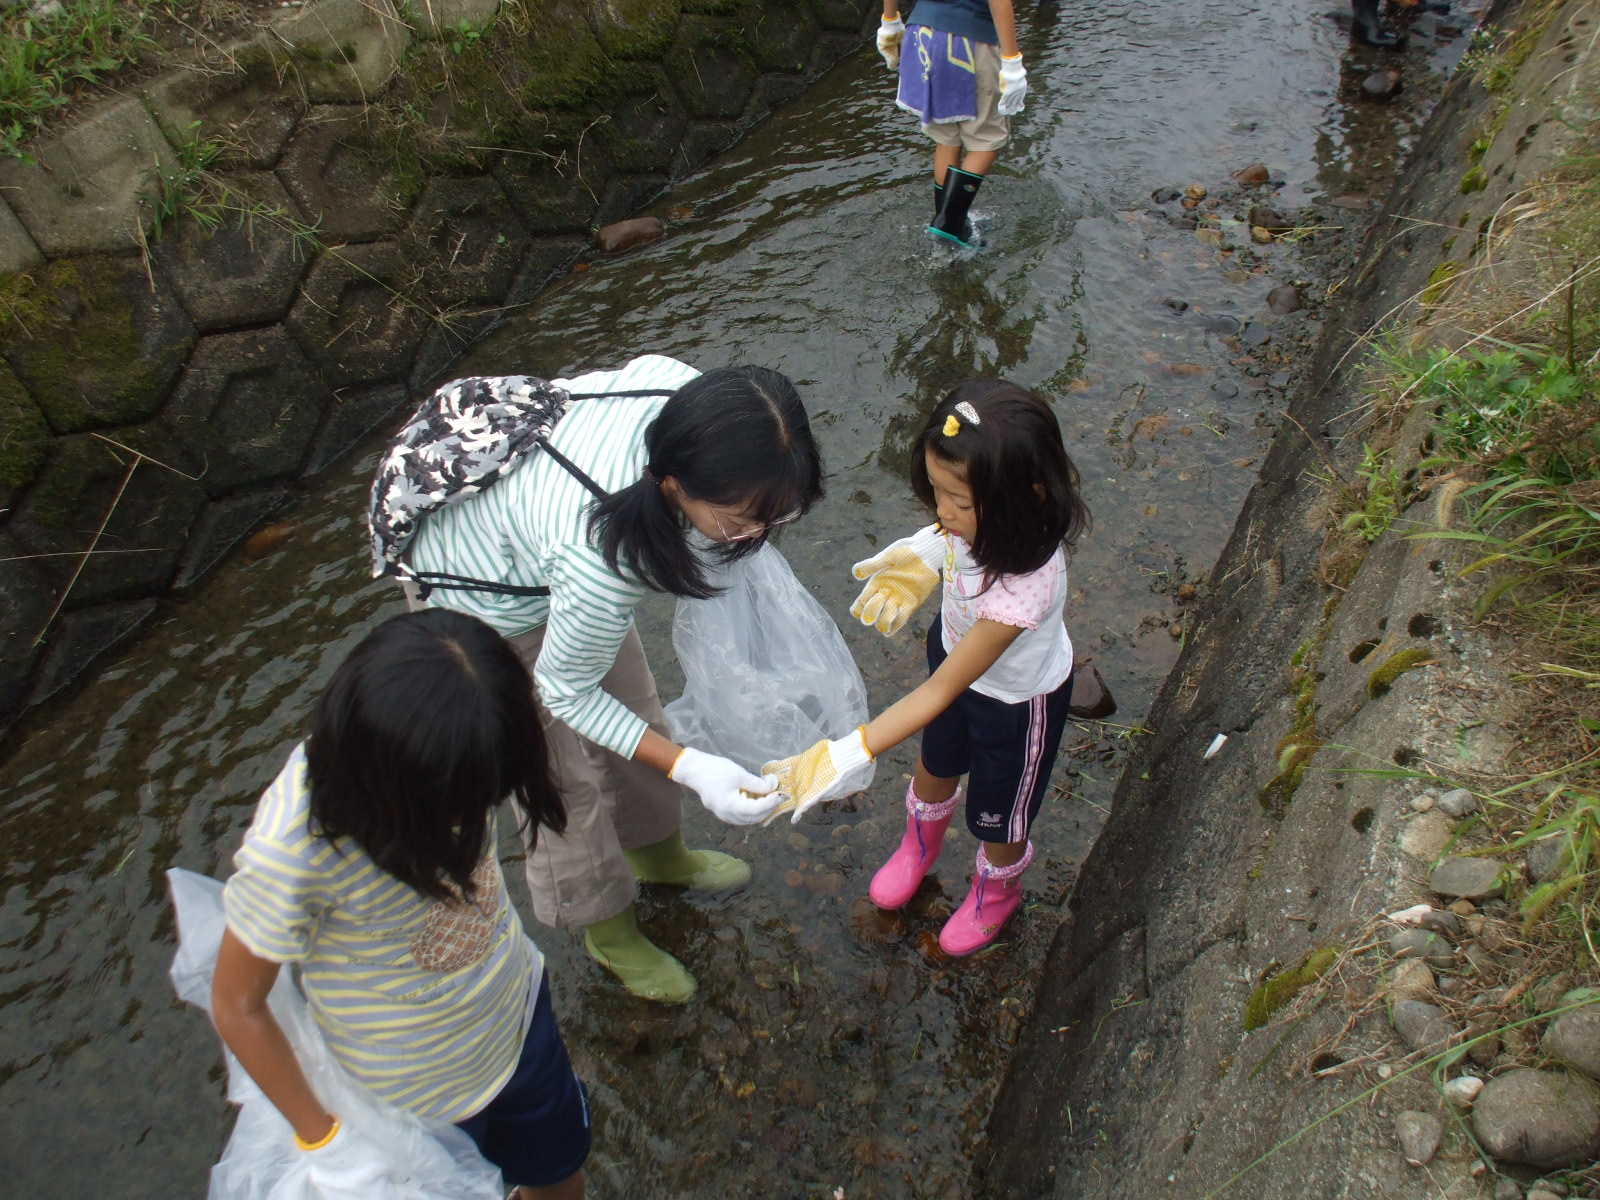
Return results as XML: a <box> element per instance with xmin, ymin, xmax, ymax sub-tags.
<box><xmin>1367</xmin><ymin>647</ymin><xmax>1435</xmax><ymax>698</ymax></box>
<box><xmin>0</xmin><ymin>361</ymin><xmax>48</xmax><ymax>500</ymax></box>
<box><xmin>1423</xmin><ymin>260</ymin><xmax>1463</xmax><ymax>307</ymax></box>
<box><xmin>588</xmin><ymin>0</ymin><xmax>683</xmax><ymax>59</ymax></box>
<box><xmin>1244</xmin><ymin>946</ymin><xmax>1342</xmax><ymax>1031</ymax></box>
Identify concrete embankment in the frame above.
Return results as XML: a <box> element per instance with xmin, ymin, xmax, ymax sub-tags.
<box><xmin>978</xmin><ymin>0</ymin><xmax>1600</xmax><ymax>1195</ymax></box>
<box><xmin>0</xmin><ymin>0</ymin><xmax>874</xmax><ymax>733</ymax></box>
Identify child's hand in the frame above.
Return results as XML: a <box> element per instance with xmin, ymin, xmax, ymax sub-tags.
<box><xmin>997</xmin><ymin>54</ymin><xmax>1028</xmax><ymax>117</ymax></box>
<box><xmin>762</xmin><ymin>728</ymin><xmax>874</xmax><ymax>824</ymax></box>
<box><xmin>671</xmin><ymin>748</ymin><xmax>782</xmax><ymax>825</ymax></box>
<box><xmin>877</xmin><ymin>15</ymin><xmax>905</xmax><ymax>70</ymax></box>
<box><xmin>849</xmin><ymin>524</ymin><xmax>944</xmax><ymax>636</ymax></box>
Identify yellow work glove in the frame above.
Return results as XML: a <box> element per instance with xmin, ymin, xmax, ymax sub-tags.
<box><xmin>763</xmin><ymin>728</ymin><xmax>874</xmax><ymax>824</ymax></box>
<box><xmin>849</xmin><ymin>524</ymin><xmax>946</xmax><ymax>636</ymax></box>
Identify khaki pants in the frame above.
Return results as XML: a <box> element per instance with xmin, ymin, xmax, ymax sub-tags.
<box><xmin>403</xmin><ymin>586</ymin><xmax>682</xmax><ymax>928</ymax></box>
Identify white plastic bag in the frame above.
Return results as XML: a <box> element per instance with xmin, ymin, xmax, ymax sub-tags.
<box><xmin>664</xmin><ymin>544</ymin><xmax>875</xmax><ymax>797</ymax></box>
<box><xmin>167</xmin><ymin>869</ymin><xmax>504</xmax><ymax>1200</ymax></box>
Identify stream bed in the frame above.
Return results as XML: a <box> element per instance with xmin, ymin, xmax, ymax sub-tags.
<box><xmin>0</xmin><ymin>3</ymin><xmax>1480</xmax><ymax>1195</ymax></box>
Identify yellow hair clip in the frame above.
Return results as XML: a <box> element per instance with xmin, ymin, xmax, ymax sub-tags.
<box><xmin>942</xmin><ymin>414</ymin><xmax>961</xmax><ymax>437</ymax></box>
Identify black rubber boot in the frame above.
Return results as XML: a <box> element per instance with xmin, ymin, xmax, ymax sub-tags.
<box><xmin>929</xmin><ymin>166</ymin><xmax>982</xmax><ymax>246</ymax></box>
<box><xmin>1351</xmin><ymin>0</ymin><xmax>1404</xmax><ymax>47</ymax></box>
<box><xmin>934</xmin><ymin>180</ymin><xmax>945</xmax><ymax>220</ymax></box>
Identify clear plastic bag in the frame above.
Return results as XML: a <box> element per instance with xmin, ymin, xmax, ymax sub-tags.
<box><xmin>664</xmin><ymin>544</ymin><xmax>875</xmax><ymax>797</ymax></box>
<box><xmin>166</xmin><ymin>869</ymin><xmax>505</xmax><ymax>1200</ymax></box>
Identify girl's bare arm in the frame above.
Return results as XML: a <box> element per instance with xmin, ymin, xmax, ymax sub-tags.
<box><xmin>211</xmin><ymin>928</ymin><xmax>337</xmax><ymax>1144</ymax></box>
<box><xmin>862</xmin><ymin>618</ymin><xmax>1025</xmax><ymax>756</ymax></box>
<box><xmin>989</xmin><ymin>0</ymin><xmax>1021</xmax><ymax>56</ymax></box>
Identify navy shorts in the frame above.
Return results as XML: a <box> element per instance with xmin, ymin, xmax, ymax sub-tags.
<box><xmin>919</xmin><ymin>622</ymin><xmax>1074</xmax><ymax>844</ymax></box>
<box><xmin>456</xmin><ymin>974</ymin><xmax>591</xmax><ymax>1189</ymax></box>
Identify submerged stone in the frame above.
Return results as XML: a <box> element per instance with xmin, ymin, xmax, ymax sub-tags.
<box><xmin>597</xmin><ymin>216</ymin><xmax>666</xmax><ymax>254</ymax></box>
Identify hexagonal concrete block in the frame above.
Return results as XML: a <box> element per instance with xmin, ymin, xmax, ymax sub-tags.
<box><xmin>276</xmin><ymin>107</ymin><xmax>406</xmax><ymax>243</ymax></box>
<box><xmin>152</xmin><ymin>172</ymin><xmax>314</xmax><ymax>332</ymax></box>
<box><xmin>270</xmin><ymin>0</ymin><xmax>411</xmax><ymax>103</ymax></box>
<box><xmin>409</xmin><ymin>309</ymin><xmax>498</xmax><ymax>393</ymax></box>
<box><xmin>2</xmin><ymin>255</ymin><xmax>197</xmax><ymax>435</ymax></box>
<box><xmin>666</xmin><ymin>16</ymin><xmax>756</xmax><ymax>119</ymax></box>
<box><xmin>303</xmin><ymin>380</ymin><xmax>408</xmax><ymax>475</ymax></box>
<box><xmin>0</xmin><ymin>198</ymin><xmax>43</xmax><ymax>275</ymax></box>
<box><xmin>406</xmin><ymin>0</ymin><xmax>501</xmax><ymax>36</ymax></box>
<box><xmin>0</xmin><ymin>98</ymin><xmax>176</xmax><ymax>256</ymax></box>
<box><xmin>28</xmin><ymin>597</ymin><xmax>160</xmax><ymax>706</ymax></box>
<box><xmin>813</xmin><ymin>0</ymin><xmax>874</xmax><ymax>31</ymax></box>
<box><xmin>173</xmin><ymin>486</ymin><xmax>290</xmax><ymax>589</ymax></box>
<box><xmin>748</xmin><ymin>7</ymin><xmax>818</xmax><ymax>72</ymax></box>
<box><xmin>0</xmin><ymin>530</ymin><xmax>51</xmax><ymax>719</ymax></box>
<box><xmin>491</xmin><ymin>156</ymin><xmax>604</xmax><ymax>236</ymax></box>
<box><xmin>598</xmin><ymin>74</ymin><xmax>691</xmax><ymax>175</ymax></box>
<box><xmin>140</xmin><ymin>51</ymin><xmax>307</xmax><ymax>171</ymax></box>
<box><xmin>0</xmin><ymin>360</ymin><xmax>50</xmax><ymax>511</ymax></box>
<box><xmin>7</xmin><ymin>429</ymin><xmax>208</xmax><ymax>607</ymax></box>
<box><xmin>286</xmin><ymin>242</ymin><xmax>429</xmax><ymax>387</ymax></box>
<box><xmin>503</xmin><ymin>235</ymin><xmax>587</xmax><ymax>306</ymax></box>
<box><xmin>164</xmin><ymin>328</ymin><xmax>336</xmax><ymax>497</ymax></box>
<box><xmin>400</xmin><ymin>175</ymin><xmax>529</xmax><ymax>308</ymax></box>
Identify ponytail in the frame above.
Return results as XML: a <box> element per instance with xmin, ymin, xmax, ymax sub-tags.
<box><xmin>590</xmin><ymin>475</ymin><xmax>722</xmax><ymax>599</ymax></box>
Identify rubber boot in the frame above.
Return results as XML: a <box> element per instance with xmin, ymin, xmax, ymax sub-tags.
<box><xmin>938</xmin><ymin>841</ymin><xmax>1035</xmax><ymax>957</ymax></box>
<box><xmin>583</xmin><ymin>903</ymin><xmax>696</xmax><ymax>1003</ymax></box>
<box><xmin>929</xmin><ymin>166</ymin><xmax>982</xmax><ymax>246</ymax></box>
<box><xmin>625</xmin><ymin>830</ymin><xmax>751</xmax><ymax>891</ymax></box>
<box><xmin>868</xmin><ymin>782</ymin><xmax>962</xmax><ymax>910</ymax></box>
<box><xmin>934</xmin><ymin>180</ymin><xmax>945</xmax><ymax>220</ymax></box>
<box><xmin>1351</xmin><ymin>0</ymin><xmax>1404</xmax><ymax>47</ymax></box>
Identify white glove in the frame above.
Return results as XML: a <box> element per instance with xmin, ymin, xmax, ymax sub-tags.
<box><xmin>849</xmin><ymin>524</ymin><xmax>946</xmax><ymax>636</ymax></box>
<box><xmin>997</xmin><ymin>54</ymin><xmax>1028</xmax><ymax>117</ymax></box>
<box><xmin>877</xmin><ymin>15</ymin><xmax>906</xmax><ymax>69</ymax></box>
<box><xmin>299</xmin><ymin>1120</ymin><xmax>396</xmax><ymax>1199</ymax></box>
<box><xmin>670</xmin><ymin>747</ymin><xmax>780</xmax><ymax>825</ymax></box>
<box><xmin>762</xmin><ymin>728</ymin><xmax>875</xmax><ymax>824</ymax></box>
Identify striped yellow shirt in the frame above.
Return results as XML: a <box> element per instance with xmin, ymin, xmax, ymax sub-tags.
<box><xmin>407</xmin><ymin>354</ymin><xmax>700</xmax><ymax>757</ymax></box>
<box><xmin>222</xmin><ymin>745</ymin><xmax>539</xmax><ymax>1122</ymax></box>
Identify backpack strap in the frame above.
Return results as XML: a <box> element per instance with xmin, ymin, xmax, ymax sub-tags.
<box><xmin>400</xmin><ymin>387</ymin><xmax>674</xmax><ymax>600</ymax></box>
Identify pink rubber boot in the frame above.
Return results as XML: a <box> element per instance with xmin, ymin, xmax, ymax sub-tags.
<box><xmin>939</xmin><ymin>841</ymin><xmax>1035</xmax><ymax>957</ymax></box>
<box><xmin>868</xmin><ymin>783</ymin><xmax>962</xmax><ymax>910</ymax></box>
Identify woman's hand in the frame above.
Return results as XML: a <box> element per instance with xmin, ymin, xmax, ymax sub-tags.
<box><xmin>669</xmin><ymin>747</ymin><xmax>782</xmax><ymax>824</ymax></box>
<box><xmin>762</xmin><ymin>728</ymin><xmax>874</xmax><ymax>824</ymax></box>
<box><xmin>298</xmin><ymin>1119</ymin><xmax>399</xmax><ymax>1198</ymax></box>
<box><xmin>877</xmin><ymin>13</ymin><xmax>906</xmax><ymax>69</ymax></box>
<box><xmin>849</xmin><ymin>525</ymin><xmax>945</xmax><ymax>636</ymax></box>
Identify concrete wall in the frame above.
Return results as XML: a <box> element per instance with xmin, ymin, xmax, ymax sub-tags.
<box><xmin>976</xmin><ymin>0</ymin><xmax>1600</xmax><ymax>1194</ymax></box>
<box><xmin>0</xmin><ymin>0</ymin><xmax>876</xmax><ymax>730</ymax></box>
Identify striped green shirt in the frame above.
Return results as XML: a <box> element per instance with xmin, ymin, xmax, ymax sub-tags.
<box><xmin>222</xmin><ymin>745</ymin><xmax>538</xmax><ymax>1123</ymax></box>
<box><xmin>408</xmin><ymin>354</ymin><xmax>699</xmax><ymax>757</ymax></box>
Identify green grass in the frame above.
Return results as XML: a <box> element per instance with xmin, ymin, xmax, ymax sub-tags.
<box><xmin>0</xmin><ymin>0</ymin><xmax>151</xmax><ymax>159</ymax></box>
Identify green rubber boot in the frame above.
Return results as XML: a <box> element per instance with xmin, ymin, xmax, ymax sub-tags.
<box><xmin>625</xmin><ymin>830</ymin><xmax>751</xmax><ymax>891</ymax></box>
<box><xmin>583</xmin><ymin>904</ymin><xmax>696</xmax><ymax>1003</ymax></box>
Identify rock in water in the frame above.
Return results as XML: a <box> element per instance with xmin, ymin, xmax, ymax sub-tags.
<box><xmin>1473</xmin><ymin>1068</ymin><xmax>1600</xmax><ymax>1169</ymax></box>
<box><xmin>1266</xmin><ymin>285</ymin><xmax>1303</xmax><ymax>314</ymax></box>
<box><xmin>1249</xmin><ymin>205</ymin><xmax>1293</xmax><ymax>232</ymax></box>
<box><xmin>245</xmin><ymin>522</ymin><xmax>295</xmax><ymax>558</ymax></box>
<box><xmin>1068</xmin><ymin>663</ymin><xmax>1118</xmax><ymax>720</ymax></box>
<box><xmin>1362</xmin><ymin>70</ymin><xmax>1403</xmax><ymax>101</ymax></box>
<box><xmin>596</xmin><ymin>216</ymin><xmax>665</xmax><ymax>254</ymax></box>
<box><xmin>1232</xmin><ymin>162</ymin><xmax>1271</xmax><ymax>184</ymax></box>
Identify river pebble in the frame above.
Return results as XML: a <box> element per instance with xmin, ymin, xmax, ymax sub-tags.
<box><xmin>1248</xmin><ymin>205</ymin><xmax>1293</xmax><ymax>232</ymax></box>
<box><xmin>1396</xmin><ymin>1110</ymin><xmax>1442</xmax><ymax>1165</ymax></box>
<box><xmin>1390</xmin><ymin>928</ymin><xmax>1455</xmax><ymax>967</ymax></box>
<box><xmin>1232</xmin><ymin>162</ymin><xmax>1271</xmax><ymax>183</ymax></box>
<box><xmin>1266</xmin><ymin>284</ymin><xmax>1303</xmax><ymax>314</ymax></box>
<box><xmin>1361</xmin><ymin>69</ymin><xmax>1403</xmax><ymax>101</ymax></box>
<box><xmin>1495</xmin><ymin>1182</ymin><xmax>1522</xmax><ymax>1200</ymax></box>
<box><xmin>1527</xmin><ymin>835</ymin><xmax>1568</xmax><ymax>882</ymax></box>
<box><xmin>1391</xmin><ymin>998</ymin><xmax>1458</xmax><ymax>1053</ymax></box>
<box><xmin>1430</xmin><ymin>857</ymin><xmax>1505</xmax><ymax>899</ymax></box>
<box><xmin>1410</xmin><ymin>794</ymin><xmax>1436</xmax><ymax>812</ymax></box>
<box><xmin>1473</xmin><ymin>1068</ymin><xmax>1600</xmax><ymax>1169</ymax></box>
<box><xmin>1400</xmin><ymin>810</ymin><xmax>1455</xmax><ymax>861</ymax></box>
<box><xmin>1437</xmin><ymin>788</ymin><xmax>1479</xmax><ymax>817</ymax></box>
<box><xmin>1545</xmin><ymin>1006</ymin><xmax>1600</xmax><ymax>1079</ymax></box>
<box><xmin>1445</xmin><ymin>1075</ymin><xmax>1485</xmax><ymax>1109</ymax></box>
<box><xmin>1390</xmin><ymin>958</ymin><xmax>1434</xmax><ymax>998</ymax></box>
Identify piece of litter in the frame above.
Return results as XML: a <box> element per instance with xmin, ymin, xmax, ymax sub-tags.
<box><xmin>1387</xmin><ymin>904</ymin><xmax>1434</xmax><ymax>926</ymax></box>
<box><xmin>1204</xmin><ymin>734</ymin><xmax>1227</xmax><ymax>760</ymax></box>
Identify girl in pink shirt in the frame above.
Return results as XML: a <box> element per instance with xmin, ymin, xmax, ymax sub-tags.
<box><xmin>765</xmin><ymin>380</ymin><xmax>1089</xmax><ymax>955</ymax></box>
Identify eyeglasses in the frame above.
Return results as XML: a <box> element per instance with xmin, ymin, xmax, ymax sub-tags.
<box><xmin>708</xmin><ymin>507</ymin><xmax>802</xmax><ymax>543</ymax></box>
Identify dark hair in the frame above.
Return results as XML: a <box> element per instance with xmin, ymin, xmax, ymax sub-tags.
<box><xmin>910</xmin><ymin>379</ymin><xmax>1091</xmax><ymax>579</ymax></box>
<box><xmin>305</xmin><ymin>609</ymin><xmax>563</xmax><ymax>902</ymax></box>
<box><xmin>587</xmin><ymin>366</ymin><xmax>824</xmax><ymax>599</ymax></box>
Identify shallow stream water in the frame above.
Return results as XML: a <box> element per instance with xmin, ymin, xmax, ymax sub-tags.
<box><xmin>0</xmin><ymin>4</ymin><xmax>1479</xmax><ymax>1195</ymax></box>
